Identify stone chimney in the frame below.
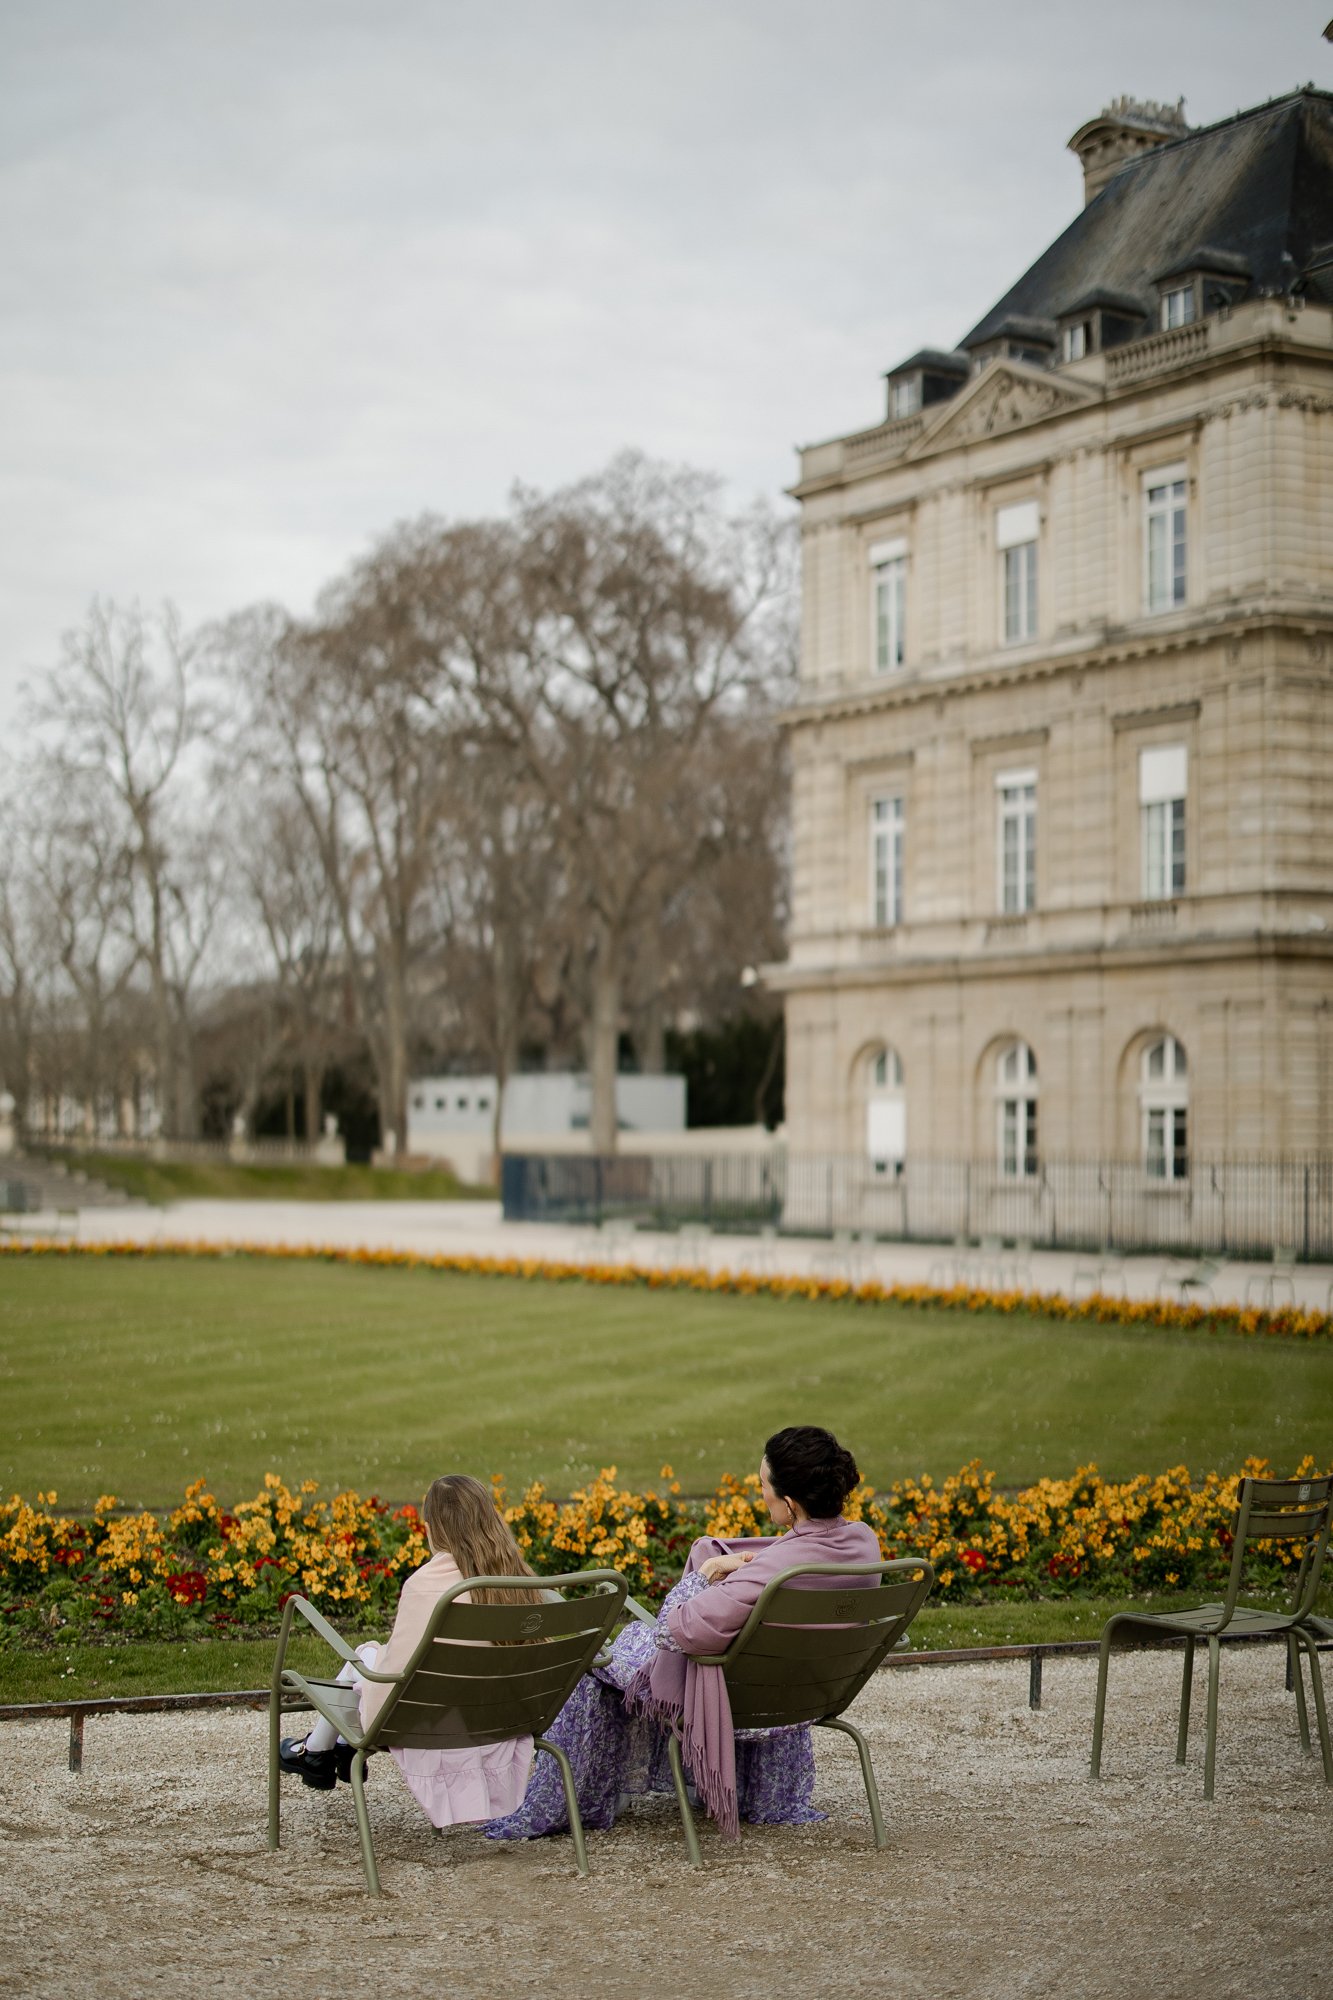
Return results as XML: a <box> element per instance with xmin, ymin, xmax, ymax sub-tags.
<box><xmin>1067</xmin><ymin>97</ymin><xmax>1191</xmax><ymax>205</ymax></box>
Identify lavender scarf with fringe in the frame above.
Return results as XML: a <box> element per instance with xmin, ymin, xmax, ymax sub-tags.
<box><xmin>625</xmin><ymin>1516</ymin><xmax>881</xmax><ymax>1839</ymax></box>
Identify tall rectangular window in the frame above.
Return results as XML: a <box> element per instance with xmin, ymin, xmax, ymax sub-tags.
<box><xmin>889</xmin><ymin>377</ymin><xmax>921</xmax><ymax>418</ymax></box>
<box><xmin>1061</xmin><ymin>320</ymin><xmax>1090</xmax><ymax>362</ymax></box>
<box><xmin>1139</xmin><ymin>744</ymin><xmax>1187</xmax><ymax>899</ymax></box>
<box><xmin>870</xmin><ymin>795</ymin><xmax>904</xmax><ymax>928</ymax></box>
<box><xmin>869</xmin><ymin>537</ymin><xmax>906</xmax><ymax>674</ymax></box>
<box><xmin>1144</xmin><ymin>468</ymin><xmax>1187</xmax><ymax>613</ymax></box>
<box><xmin>996</xmin><ymin>500</ymin><xmax>1039</xmax><ymax>644</ymax></box>
<box><xmin>1160</xmin><ymin>284</ymin><xmax>1196</xmax><ymax>329</ymax></box>
<box><xmin>996</xmin><ymin>769</ymin><xmax>1037</xmax><ymax>913</ymax></box>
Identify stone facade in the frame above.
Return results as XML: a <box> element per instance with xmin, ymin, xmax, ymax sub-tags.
<box><xmin>775</xmin><ymin>290</ymin><xmax>1333</xmax><ymax>1171</ymax></box>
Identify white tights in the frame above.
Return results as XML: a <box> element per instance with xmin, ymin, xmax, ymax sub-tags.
<box><xmin>304</xmin><ymin>1641</ymin><xmax>381</xmax><ymax>1753</ymax></box>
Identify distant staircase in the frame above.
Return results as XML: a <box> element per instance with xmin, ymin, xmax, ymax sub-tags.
<box><xmin>3</xmin><ymin>1154</ymin><xmax>147</xmax><ymax>1212</ymax></box>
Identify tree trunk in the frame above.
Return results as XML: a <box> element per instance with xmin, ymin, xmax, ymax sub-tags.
<box><xmin>303</xmin><ymin>1060</ymin><xmax>323</xmax><ymax>1142</ymax></box>
<box><xmin>589</xmin><ymin>920</ymin><xmax>621</xmax><ymax>1156</ymax></box>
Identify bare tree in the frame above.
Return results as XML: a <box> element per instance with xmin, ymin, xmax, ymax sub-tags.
<box><xmin>442</xmin><ymin>453</ymin><xmax>795</xmax><ymax>1151</ymax></box>
<box><xmin>228</xmin><ymin>557</ymin><xmax>463</xmax><ymax>1153</ymax></box>
<box><xmin>232</xmin><ymin>794</ymin><xmax>345</xmax><ymax>1140</ymax></box>
<box><xmin>35</xmin><ymin>602</ymin><xmax>222</xmax><ymax>1137</ymax></box>
<box><xmin>23</xmin><ymin>773</ymin><xmax>142</xmax><ymax>1132</ymax></box>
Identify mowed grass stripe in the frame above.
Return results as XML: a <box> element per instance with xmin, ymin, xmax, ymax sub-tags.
<box><xmin>1</xmin><ymin>1256</ymin><xmax>1329</xmax><ymax>1508</ymax></box>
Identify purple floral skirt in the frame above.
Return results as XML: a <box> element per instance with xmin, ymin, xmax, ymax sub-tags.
<box><xmin>485</xmin><ymin>1577</ymin><xmax>820</xmax><ymax>1842</ymax></box>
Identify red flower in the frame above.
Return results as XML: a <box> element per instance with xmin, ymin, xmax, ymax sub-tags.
<box><xmin>165</xmin><ymin>1570</ymin><xmax>208</xmax><ymax>1606</ymax></box>
<box><xmin>960</xmin><ymin>1548</ymin><xmax>987</xmax><ymax>1574</ymax></box>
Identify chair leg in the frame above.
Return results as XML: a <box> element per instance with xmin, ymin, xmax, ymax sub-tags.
<box><xmin>1203</xmin><ymin>1637</ymin><xmax>1221</xmax><ymax>1802</ymax></box>
<box><xmin>1090</xmin><ymin>1620</ymin><xmax>1121</xmax><ymax>1779</ymax></box>
<box><xmin>1296</xmin><ymin>1634</ymin><xmax>1333</xmax><ymax>1786</ymax></box>
<box><xmin>1175</xmin><ymin>1637</ymin><xmax>1195</xmax><ymax>1765</ymax></box>
<box><xmin>818</xmin><ymin>1717</ymin><xmax>887</xmax><ymax>1850</ymax></box>
<box><xmin>267</xmin><ymin>1687</ymin><xmax>282</xmax><ymax>1850</ymax></box>
<box><xmin>534</xmin><ymin>1738</ymin><xmax>589</xmax><ymax>1879</ymax></box>
<box><xmin>1288</xmin><ymin>1633</ymin><xmax>1311</xmax><ymax>1753</ymax></box>
<box><xmin>349</xmin><ymin>1750</ymin><xmax>381</xmax><ymax>1896</ymax></box>
<box><xmin>666</xmin><ymin>1730</ymin><xmax>703</xmax><ymax>1870</ymax></box>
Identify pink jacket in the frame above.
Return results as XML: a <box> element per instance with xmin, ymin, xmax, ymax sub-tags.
<box><xmin>357</xmin><ymin>1549</ymin><xmax>533</xmax><ymax>1829</ymax></box>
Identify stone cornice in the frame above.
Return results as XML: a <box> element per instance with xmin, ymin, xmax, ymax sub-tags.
<box><xmin>765</xmin><ymin>929</ymin><xmax>1333</xmax><ymax>994</ymax></box>
<box><xmin>781</xmin><ymin>608</ymin><xmax>1333</xmax><ymax>732</ymax></box>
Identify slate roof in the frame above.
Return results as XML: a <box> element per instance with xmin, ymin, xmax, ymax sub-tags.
<box><xmin>961</xmin><ymin>88</ymin><xmax>1333</xmax><ymax>347</ymax></box>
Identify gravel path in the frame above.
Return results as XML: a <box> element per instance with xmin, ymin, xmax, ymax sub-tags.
<box><xmin>2</xmin><ymin>1647</ymin><xmax>1329</xmax><ymax>1999</ymax></box>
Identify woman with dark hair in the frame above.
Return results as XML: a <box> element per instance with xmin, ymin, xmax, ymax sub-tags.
<box><xmin>487</xmin><ymin>1425</ymin><xmax>880</xmax><ymax>1847</ymax></box>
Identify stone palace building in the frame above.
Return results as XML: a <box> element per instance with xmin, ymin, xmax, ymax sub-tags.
<box><xmin>774</xmin><ymin>89</ymin><xmax>1333</xmax><ymax>1222</ymax></box>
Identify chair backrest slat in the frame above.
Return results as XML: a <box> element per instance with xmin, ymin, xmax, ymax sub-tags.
<box><xmin>739</xmin><ymin>1621</ymin><xmax>889</xmax><ymax>1664</ymax></box>
<box><xmin>434</xmin><ymin>1596</ymin><xmax>613</xmax><ymax>1642</ymax></box>
<box><xmin>410</xmin><ymin>1627</ymin><xmax>600</xmax><ymax>1679</ymax></box>
<box><xmin>1243</xmin><ymin>1507</ymin><xmax>1327</xmax><ymax>1542</ymax></box>
<box><xmin>1242</xmin><ymin>1476</ymin><xmax>1332</xmax><ymax>1509</ymax></box>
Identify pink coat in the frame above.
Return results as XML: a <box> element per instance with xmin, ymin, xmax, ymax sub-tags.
<box><xmin>356</xmin><ymin>1550</ymin><xmax>533</xmax><ymax>1829</ymax></box>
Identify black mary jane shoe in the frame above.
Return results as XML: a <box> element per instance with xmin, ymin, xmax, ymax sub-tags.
<box><xmin>278</xmin><ymin>1735</ymin><xmax>338</xmax><ymax>1791</ymax></box>
<box><xmin>333</xmin><ymin>1742</ymin><xmax>369</xmax><ymax>1786</ymax></box>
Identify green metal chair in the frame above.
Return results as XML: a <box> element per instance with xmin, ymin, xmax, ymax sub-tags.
<box><xmin>268</xmin><ymin>1568</ymin><xmax>626</xmax><ymax>1894</ymax></box>
<box><xmin>1090</xmin><ymin>1474</ymin><xmax>1333</xmax><ymax>1801</ymax></box>
<box><xmin>663</xmin><ymin>1557</ymin><xmax>934</xmax><ymax>1868</ymax></box>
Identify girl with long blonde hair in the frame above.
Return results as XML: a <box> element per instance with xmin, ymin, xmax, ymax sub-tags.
<box><xmin>278</xmin><ymin>1473</ymin><xmax>544</xmax><ymax>1827</ymax></box>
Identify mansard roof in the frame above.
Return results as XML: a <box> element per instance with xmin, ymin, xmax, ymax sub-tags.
<box><xmin>961</xmin><ymin>88</ymin><xmax>1333</xmax><ymax>348</ymax></box>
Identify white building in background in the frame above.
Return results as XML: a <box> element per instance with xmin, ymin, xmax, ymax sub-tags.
<box><xmin>407</xmin><ymin>1071</ymin><xmax>687</xmax><ymax>1179</ymax></box>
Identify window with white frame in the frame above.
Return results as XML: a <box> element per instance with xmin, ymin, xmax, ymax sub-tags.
<box><xmin>1061</xmin><ymin>320</ymin><xmax>1091</xmax><ymax>362</ymax></box>
<box><xmin>996</xmin><ymin>769</ymin><xmax>1037</xmax><ymax>913</ymax></box>
<box><xmin>996</xmin><ymin>1041</ymin><xmax>1038</xmax><ymax>1178</ymax></box>
<box><xmin>889</xmin><ymin>377</ymin><xmax>921</xmax><ymax>418</ymax></box>
<box><xmin>1160</xmin><ymin>284</ymin><xmax>1196</xmax><ymax>329</ymax></box>
<box><xmin>869</xmin><ymin>538</ymin><xmax>906</xmax><ymax>673</ymax></box>
<box><xmin>867</xmin><ymin>1046</ymin><xmax>905</xmax><ymax>1177</ymax></box>
<box><xmin>1143</xmin><ymin>466</ymin><xmax>1187</xmax><ymax>613</ymax></box>
<box><xmin>997</xmin><ymin>500</ymin><xmax>1039</xmax><ymax>644</ymax></box>
<box><xmin>869</xmin><ymin>795</ymin><xmax>904</xmax><ymax>927</ymax></box>
<box><xmin>1139</xmin><ymin>744</ymin><xmax>1186</xmax><ymax>899</ymax></box>
<box><xmin>1140</xmin><ymin>1035</ymin><xmax>1189</xmax><ymax>1180</ymax></box>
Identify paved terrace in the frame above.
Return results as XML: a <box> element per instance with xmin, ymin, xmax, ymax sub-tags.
<box><xmin>13</xmin><ymin>1196</ymin><xmax>1333</xmax><ymax>1313</ymax></box>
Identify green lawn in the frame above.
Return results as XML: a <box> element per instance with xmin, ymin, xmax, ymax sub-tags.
<box><xmin>1</xmin><ymin>1255</ymin><xmax>1329</xmax><ymax>1510</ymax></box>
<box><xmin>45</xmin><ymin>1151</ymin><xmax>495</xmax><ymax>1204</ymax></box>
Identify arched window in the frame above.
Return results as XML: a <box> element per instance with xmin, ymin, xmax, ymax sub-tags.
<box><xmin>1141</xmin><ymin>1035</ymin><xmax>1188</xmax><ymax>1180</ymax></box>
<box><xmin>866</xmin><ymin>1046</ymin><xmax>905</xmax><ymax>1177</ymax></box>
<box><xmin>996</xmin><ymin>1041</ymin><xmax>1038</xmax><ymax>1178</ymax></box>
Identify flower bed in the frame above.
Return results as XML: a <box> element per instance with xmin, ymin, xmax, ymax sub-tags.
<box><xmin>3</xmin><ymin>1455</ymin><xmax>1324</xmax><ymax>1647</ymax></box>
<box><xmin>2</xmin><ymin>1236</ymin><xmax>1329</xmax><ymax>1342</ymax></box>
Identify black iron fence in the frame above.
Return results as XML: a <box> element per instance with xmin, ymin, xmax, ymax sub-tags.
<box><xmin>501</xmin><ymin>1152</ymin><xmax>1333</xmax><ymax>1260</ymax></box>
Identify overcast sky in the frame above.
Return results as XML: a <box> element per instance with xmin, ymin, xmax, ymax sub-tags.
<box><xmin>1</xmin><ymin>1</ymin><xmax>1327</xmax><ymax>726</ymax></box>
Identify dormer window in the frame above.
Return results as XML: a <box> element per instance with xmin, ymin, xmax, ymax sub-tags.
<box><xmin>1153</xmin><ymin>249</ymin><xmax>1249</xmax><ymax>332</ymax></box>
<box><xmin>889</xmin><ymin>376</ymin><xmax>922</xmax><ymax>418</ymax></box>
<box><xmin>1055</xmin><ymin>289</ymin><xmax>1145</xmax><ymax>360</ymax></box>
<box><xmin>882</xmin><ymin>350</ymin><xmax>968</xmax><ymax>422</ymax></box>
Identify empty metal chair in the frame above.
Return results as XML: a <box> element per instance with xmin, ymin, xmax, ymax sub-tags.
<box><xmin>1090</xmin><ymin>1475</ymin><xmax>1333</xmax><ymax>1800</ymax></box>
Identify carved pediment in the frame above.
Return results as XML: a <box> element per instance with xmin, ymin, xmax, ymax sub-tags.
<box><xmin>907</xmin><ymin>360</ymin><xmax>1097</xmax><ymax>457</ymax></box>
